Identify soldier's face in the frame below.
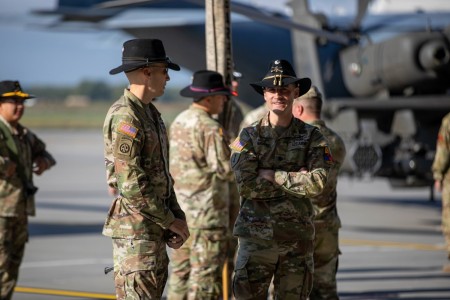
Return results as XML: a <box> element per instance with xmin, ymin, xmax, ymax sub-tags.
<box><xmin>263</xmin><ymin>84</ymin><xmax>299</xmax><ymax>115</ymax></box>
<box><xmin>209</xmin><ymin>94</ymin><xmax>228</xmax><ymax>115</ymax></box>
<box><xmin>0</xmin><ymin>98</ymin><xmax>25</xmax><ymax>125</ymax></box>
<box><xmin>146</xmin><ymin>64</ymin><xmax>170</xmax><ymax>98</ymax></box>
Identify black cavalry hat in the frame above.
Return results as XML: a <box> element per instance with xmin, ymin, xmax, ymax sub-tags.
<box><xmin>109</xmin><ymin>38</ymin><xmax>180</xmax><ymax>75</ymax></box>
<box><xmin>180</xmin><ymin>70</ymin><xmax>231</xmax><ymax>99</ymax></box>
<box><xmin>250</xmin><ymin>59</ymin><xmax>311</xmax><ymax>96</ymax></box>
<box><xmin>0</xmin><ymin>80</ymin><xmax>35</xmax><ymax>100</ymax></box>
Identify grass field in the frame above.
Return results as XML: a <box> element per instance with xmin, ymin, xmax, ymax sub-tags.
<box><xmin>22</xmin><ymin>99</ymin><xmax>251</xmax><ymax>129</ymax></box>
<box><xmin>21</xmin><ymin>101</ymin><xmax>191</xmax><ymax>129</ymax></box>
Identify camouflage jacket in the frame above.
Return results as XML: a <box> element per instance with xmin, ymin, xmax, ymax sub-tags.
<box><xmin>169</xmin><ymin>106</ymin><xmax>234</xmax><ymax>229</ymax></box>
<box><xmin>230</xmin><ymin>114</ymin><xmax>332</xmax><ymax>241</ymax></box>
<box><xmin>0</xmin><ymin>117</ymin><xmax>56</xmax><ymax>217</ymax></box>
<box><xmin>103</xmin><ymin>89</ymin><xmax>186</xmax><ymax>240</ymax></box>
<box><xmin>308</xmin><ymin>119</ymin><xmax>346</xmax><ymax>229</ymax></box>
<box><xmin>432</xmin><ymin>112</ymin><xmax>450</xmax><ymax>182</ymax></box>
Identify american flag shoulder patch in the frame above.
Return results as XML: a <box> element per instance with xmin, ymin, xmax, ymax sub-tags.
<box><xmin>117</xmin><ymin>121</ymin><xmax>138</xmax><ymax>138</ymax></box>
<box><xmin>230</xmin><ymin>137</ymin><xmax>247</xmax><ymax>152</ymax></box>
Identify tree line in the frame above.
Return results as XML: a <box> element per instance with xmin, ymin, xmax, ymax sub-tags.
<box><xmin>28</xmin><ymin>80</ymin><xmax>182</xmax><ymax>102</ymax></box>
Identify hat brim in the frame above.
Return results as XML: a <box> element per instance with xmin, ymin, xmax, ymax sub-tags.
<box><xmin>250</xmin><ymin>77</ymin><xmax>311</xmax><ymax>97</ymax></box>
<box><xmin>180</xmin><ymin>85</ymin><xmax>231</xmax><ymax>98</ymax></box>
<box><xmin>0</xmin><ymin>91</ymin><xmax>35</xmax><ymax>100</ymax></box>
<box><xmin>109</xmin><ymin>61</ymin><xmax>180</xmax><ymax>75</ymax></box>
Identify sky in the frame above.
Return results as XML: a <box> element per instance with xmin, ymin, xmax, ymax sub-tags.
<box><xmin>6</xmin><ymin>0</ymin><xmax>444</xmax><ymax>89</ymax></box>
<box><xmin>0</xmin><ymin>0</ymin><xmax>360</xmax><ymax>89</ymax></box>
<box><xmin>2</xmin><ymin>0</ymin><xmax>448</xmax><ymax>89</ymax></box>
<box><xmin>0</xmin><ymin>0</ymin><xmax>137</xmax><ymax>88</ymax></box>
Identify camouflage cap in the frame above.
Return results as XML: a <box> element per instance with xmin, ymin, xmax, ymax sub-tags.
<box><xmin>298</xmin><ymin>85</ymin><xmax>322</xmax><ymax>100</ymax></box>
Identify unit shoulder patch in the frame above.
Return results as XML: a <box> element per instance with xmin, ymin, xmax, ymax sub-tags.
<box><xmin>115</xmin><ymin>135</ymin><xmax>134</xmax><ymax>158</ymax></box>
<box><xmin>324</xmin><ymin>145</ymin><xmax>334</xmax><ymax>164</ymax></box>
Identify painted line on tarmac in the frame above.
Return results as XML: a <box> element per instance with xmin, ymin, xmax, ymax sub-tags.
<box><xmin>15</xmin><ymin>286</ymin><xmax>115</xmax><ymax>299</ymax></box>
<box><xmin>20</xmin><ymin>258</ymin><xmax>111</xmax><ymax>269</ymax></box>
<box><xmin>14</xmin><ymin>240</ymin><xmax>443</xmax><ymax>299</ymax></box>
<box><xmin>341</xmin><ymin>238</ymin><xmax>445</xmax><ymax>251</ymax></box>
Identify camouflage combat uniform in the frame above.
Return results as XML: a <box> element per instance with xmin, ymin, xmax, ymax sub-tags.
<box><xmin>230</xmin><ymin>114</ymin><xmax>332</xmax><ymax>300</ymax></box>
<box><xmin>0</xmin><ymin>116</ymin><xmax>56</xmax><ymax>300</ymax></box>
<box><xmin>167</xmin><ymin>105</ymin><xmax>234</xmax><ymax>299</ymax></box>
<box><xmin>223</xmin><ymin>98</ymin><xmax>245</xmax><ymax>298</ymax></box>
<box><xmin>103</xmin><ymin>89</ymin><xmax>186</xmax><ymax>300</ymax></box>
<box><xmin>307</xmin><ymin>119</ymin><xmax>346</xmax><ymax>300</ymax></box>
<box><xmin>432</xmin><ymin>112</ymin><xmax>450</xmax><ymax>259</ymax></box>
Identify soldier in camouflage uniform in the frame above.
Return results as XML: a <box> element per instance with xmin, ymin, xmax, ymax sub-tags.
<box><xmin>293</xmin><ymin>86</ymin><xmax>346</xmax><ymax>300</ymax></box>
<box><xmin>0</xmin><ymin>80</ymin><xmax>56</xmax><ymax>300</ymax></box>
<box><xmin>104</xmin><ymin>39</ymin><xmax>190</xmax><ymax>299</ymax></box>
<box><xmin>239</xmin><ymin>103</ymin><xmax>268</xmax><ymax>131</ymax></box>
<box><xmin>432</xmin><ymin>112</ymin><xmax>450</xmax><ymax>273</ymax></box>
<box><xmin>167</xmin><ymin>70</ymin><xmax>235</xmax><ymax>299</ymax></box>
<box><xmin>230</xmin><ymin>59</ymin><xmax>333</xmax><ymax>300</ymax></box>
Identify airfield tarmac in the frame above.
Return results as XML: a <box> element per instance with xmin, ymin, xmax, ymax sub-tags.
<box><xmin>12</xmin><ymin>129</ymin><xmax>450</xmax><ymax>299</ymax></box>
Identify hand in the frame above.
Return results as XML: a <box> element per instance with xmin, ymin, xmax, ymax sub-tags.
<box><xmin>166</xmin><ymin>234</ymin><xmax>185</xmax><ymax>249</ymax></box>
<box><xmin>33</xmin><ymin>157</ymin><xmax>49</xmax><ymax>175</ymax></box>
<box><xmin>299</xmin><ymin>167</ymin><xmax>308</xmax><ymax>174</ymax></box>
<box><xmin>168</xmin><ymin>219</ymin><xmax>190</xmax><ymax>243</ymax></box>
<box><xmin>434</xmin><ymin>180</ymin><xmax>442</xmax><ymax>192</ymax></box>
<box><xmin>108</xmin><ymin>186</ymin><xmax>118</xmax><ymax>197</ymax></box>
<box><xmin>5</xmin><ymin>161</ymin><xmax>16</xmax><ymax>177</ymax></box>
<box><xmin>258</xmin><ymin>169</ymin><xmax>275</xmax><ymax>183</ymax></box>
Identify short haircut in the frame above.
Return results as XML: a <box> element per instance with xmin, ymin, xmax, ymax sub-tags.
<box><xmin>295</xmin><ymin>85</ymin><xmax>322</xmax><ymax>115</ymax></box>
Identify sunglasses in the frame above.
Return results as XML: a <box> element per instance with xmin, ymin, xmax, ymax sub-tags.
<box><xmin>1</xmin><ymin>98</ymin><xmax>26</xmax><ymax>105</ymax></box>
<box><xmin>149</xmin><ymin>65</ymin><xmax>169</xmax><ymax>75</ymax></box>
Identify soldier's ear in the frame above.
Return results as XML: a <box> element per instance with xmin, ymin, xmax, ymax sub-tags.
<box><xmin>292</xmin><ymin>102</ymin><xmax>300</xmax><ymax>117</ymax></box>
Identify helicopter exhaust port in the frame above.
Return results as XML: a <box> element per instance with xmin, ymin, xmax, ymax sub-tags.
<box><xmin>349</xmin><ymin>142</ymin><xmax>382</xmax><ymax>176</ymax></box>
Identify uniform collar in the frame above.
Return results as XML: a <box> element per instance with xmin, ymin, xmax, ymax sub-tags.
<box><xmin>124</xmin><ymin>89</ymin><xmax>145</xmax><ymax>110</ymax></box>
<box><xmin>257</xmin><ymin>113</ymin><xmax>306</xmax><ymax>139</ymax></box>
<box><xmin>124</xmin><ymin>89</ymin><xmax>161</xmax><ymax>117</ymax></box>
<box><xmin>308</xmin><ymin>119</ymin><xmax>326</xmax><ymax>128</ymax></box>
<box><xmin>189</xmin><ymin>104</ymin><xmax>212</xmax><ymax>116</ymax></box>
<box><xmin>0</xmin><ymin>115</ymin><xmax>13</xmax><ymax>133</ymax></box>
<box><xmin>0</xmin><ymin>115</ymin><xmax>26</xmax><ymax>136</ymax></box>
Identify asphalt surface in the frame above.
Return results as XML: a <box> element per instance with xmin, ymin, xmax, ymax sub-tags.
<box><xmin>12</xmin><ymin>129</ymin><xmax>450</xmax><ymax>299</ymax></box>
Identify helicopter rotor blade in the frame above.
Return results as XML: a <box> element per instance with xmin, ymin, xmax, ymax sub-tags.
<box><xmin>352</xmin><ymin>0</ymin><xmax>371</xmax><ymax>30</ymax></box>
<box><xmin>95</xmin><ymin>0</ymin><xmax>350</xmax><ymax>45</ymax></box>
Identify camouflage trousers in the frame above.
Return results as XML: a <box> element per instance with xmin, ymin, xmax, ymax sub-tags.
<box><xmin>309</xmin><ymin>225</ymin><xmax>340</xmax><ymax>300</ymax></box>
<box><xmin>227</xmin><ymin>182</ymin><xmax>240</xmax><ymax>298</ymax></box>
<box><xmin>442</xmin><ymin>183</ymin><xmax>450</xmax><ymax>258</ymax></box>
<box><xmin>112</xmin><ymin>238</ymin><xmax>169</xmax><ymax>300</ymax></box>
<box><xmin>0</xmin><ymin>216</ymin><xmax>28</xmax><ymax>300</ymax></box>
<box><xmin>232</xmin><ymin>237</ymin><xmax>313</xmax><ymax>300</ymax></box>
<box><xmin>167</xmin><ymin>227</ymin><xmax>228</xmax><ymax>300</ymax></box>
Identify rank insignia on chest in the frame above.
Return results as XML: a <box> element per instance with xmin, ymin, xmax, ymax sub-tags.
<box><xmin>230</xmin><ymin>138</ymin><xmax>247</xmax><ymax>152</ymax></box>
<box><xmin>324</xmin><ymin>146</ymin><xmax>334</xmax><ymax>164</ymax></box>
<box><xmin>118</xmin><ymin>122</ymin><xmax>138</xmax><ymax>138</ymax></box>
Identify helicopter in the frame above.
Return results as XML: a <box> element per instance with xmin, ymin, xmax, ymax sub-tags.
<box><xmin>35</xmin><ymin>0</ymin><xmax>450</xmax><ymax>196</ymax></box>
